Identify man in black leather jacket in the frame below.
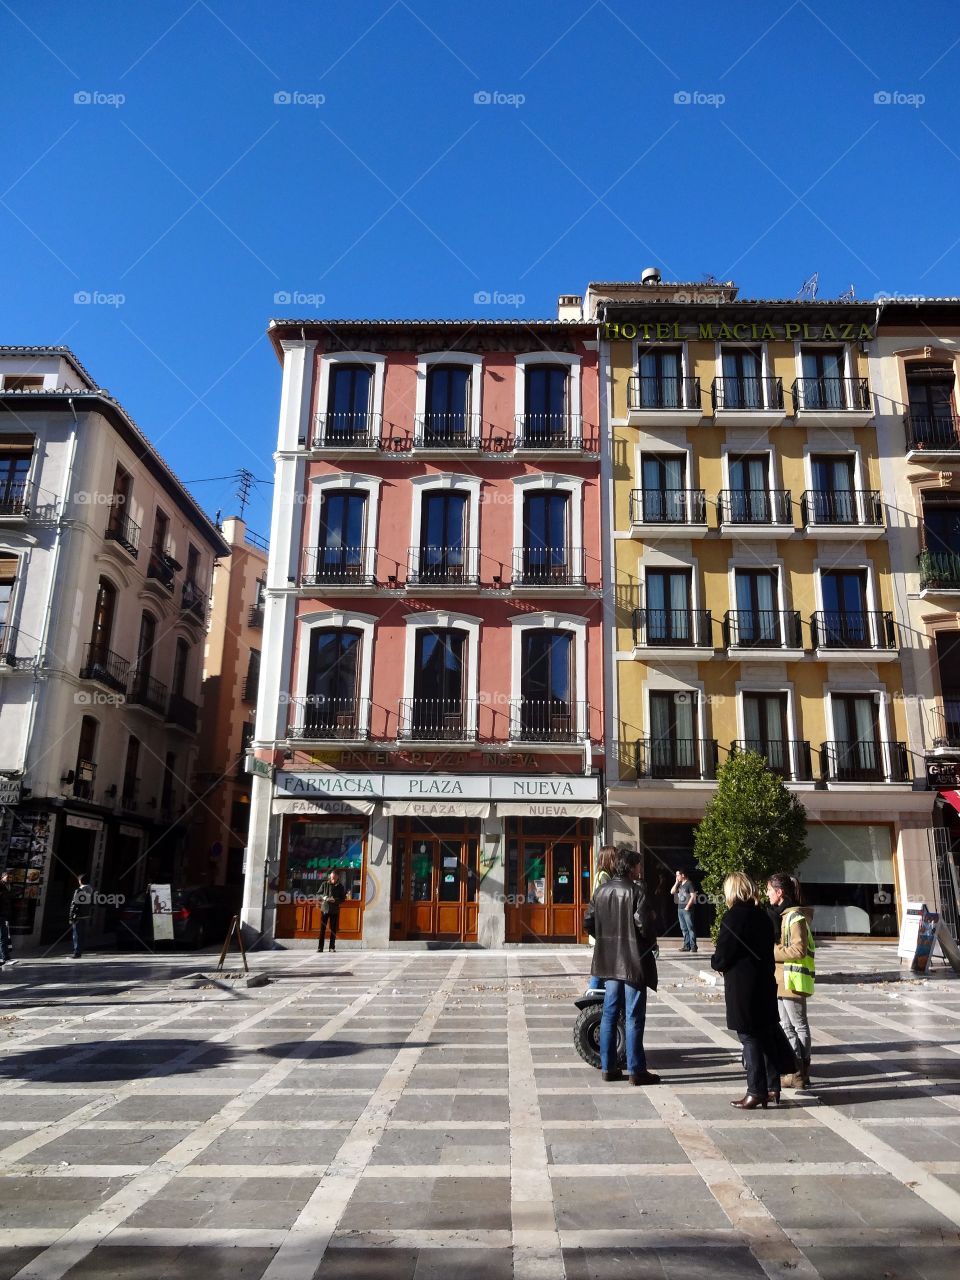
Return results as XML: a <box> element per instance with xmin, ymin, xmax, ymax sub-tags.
<box><xmin>583</xmin><ymin>848</ymin><xmax>660</xmax><ymax>1085</ymax></box>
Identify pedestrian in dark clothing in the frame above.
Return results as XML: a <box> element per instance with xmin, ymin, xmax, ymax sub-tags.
<box><xmin>711</xmin><ymin>872</ymin><xmax>787</xmax><ymax>1109</ymax></box>
<box><xmin>317</xmin><ymin>868</ymin><xmax>346</xmax><ymax>952</ymax></box>
<box><xmin>69</xmin><ymin>877</ymin><xmax>94</xmax><ymax>958</ymax></box>
<box><xmin>583</xmin><ymin>848</ymin><xmax>660</xmax><ymax>1086</ymax></box>
<box><xmin>0</xmin><ymin>871</ymin><xmax>14</xmax><ymax>965</ymax></box>
<box><xmin>671</xmin><ymin>869</ymin><xmax>698</xmax><ymax>952</ymax></box>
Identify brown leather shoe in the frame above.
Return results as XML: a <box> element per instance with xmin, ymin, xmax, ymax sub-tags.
<box><xmin>601</xmin><ymin>1070</ymin><xmax>624</xmax><ymax>1082</ymax></box>
<box><xmin>730</xmin><ymin>1094</ymin><xmax>769</xmax><ymax>1110</ymax></box>
<box><xmin>628</xmin><ymin>1071</ymin><xmax>661</xmax><ymax>1085</ymax></box>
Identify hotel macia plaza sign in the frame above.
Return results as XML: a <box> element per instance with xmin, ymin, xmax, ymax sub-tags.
<box><xmin>602</xmin><ymin>320</ymin><xmax>876</xmax><ymax>342</ymax></box>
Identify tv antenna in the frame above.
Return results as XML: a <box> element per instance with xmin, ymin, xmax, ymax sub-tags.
<box><xmin>797</xmin><ymin>272</ymin><xmax>819</xmax><ymax>300</ymax></box>
<box><xmin>236</xmin><ymin>468</ymin><xmax>255</xmax><ymax>520</ymax></box>
<box><xmin>838</xmin><ymin>283</ymin><xmax>856</xmax><ymax>301</ymax></box>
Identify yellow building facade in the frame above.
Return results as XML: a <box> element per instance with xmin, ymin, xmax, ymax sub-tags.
<box><xmin>590</xmin><ymin>277</ymin><xmax>935</xmax><ymax>937</ymax></box>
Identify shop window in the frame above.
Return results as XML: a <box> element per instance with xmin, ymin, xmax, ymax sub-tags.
<box><xmin>284</xmin><ymin>821</ymin><xmax>365</xmax><ymax>902</ymax></box>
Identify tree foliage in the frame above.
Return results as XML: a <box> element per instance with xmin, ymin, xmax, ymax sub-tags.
<box><xmin>694</xmin><ymin>750</ymin><xmax>809</xmax><ymax>934</ymax></box>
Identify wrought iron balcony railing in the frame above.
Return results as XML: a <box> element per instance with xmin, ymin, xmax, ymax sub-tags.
<box><xmin>919</xmin><ymin>549</ymin><xmax>960</xmax><ymax>591</ymax></box>
<box><xmin>79</xmin><ymin>644</ymin><xmax>130</xmax><ymax>694</ymax></box>
<box><xmin>717</xmin><ymin>489</ymin><xmax>792</xmax><ymax>526</ymax></box>
<box><xmin>800</xmin><ymin>489</ymin><xmax>882</xmax><ymax>527</ymax></box>
<box><xmin>632</xmin><ymin>607</ymin><xmax>713</xmax><ymax>648</ymax></box>
<box><xmin>312</xmin><ymin>411</ymin><xmax>382</xmax><ymax>449</ymax></box>
<box><xmin>182</xmin><ymin>578</ymin><xmax>207</xmax><ymax>620</ymax></box>
<box><xmin>511</xmin><ymin>547</ymin><xmax>586</xmax><ymax>587</ymax></box>
<box><xmin>128</xmin><ymin>670</ymin><xmax>168</xmax><ymax>716</ymax></box>
<box><xmin>930</xmin><ymin>697</ymin><xmax>960</xmax><ymax>750</ymax></box>
<box><xmin>407</xmin><ymin>545</ymin><xmax>480</xmax><ymax>587</ymax></box>
<box><xmin>629</xmin><ymin>488</ymin><xmax>707</xmax><ymax>525</ymax></box>
<box><xmin>626</xmin><ymin>375</ymin><xmax>701</xmax><ymax>412</ymax></box>
<box><xmin>810</xmin><ymin>610</ymin><xmax>897</xmax><ymax>651</ymax></box>
<box><xmin>300</xmin><ymin>546</ymin><xmax>375</xmax><ymax>587</ymax></box>
<box><xmin>635</xmin><ymin>737</ymin><xmax>718</xmax><ymax>780</ymax></box>
<box><xmin>0</xmin><ymin>624</ymin><xmax>18</xmax><ymax>665</ymax></box>
<box><xmin>905</xmin><ymin>411</ymin><xmax>960</xmax><ymax>452</ymax></box>
<box><xmin>711</xmin><ymin>376</ymin><xmax>784</xmax><ymax>412</ymax></box>
<box><xmin>820</xmin><ymin>739</ymin><xmax>909</xmax><ymax>783</ymax></box>
<box><xmin>72</xmin><ymin>761</ymin><xmax>96</xmax><ymax>801</ymax></box>
<box><xmin>146</xmin><ymin>550</ymin><xmax>176</xmax><ymax>589</ymax></box>
<box><xmin>413</xmin><ymin>412</ymin><xmax>483</xmax><ymax>450</ymax></box>
<box><xmin>241</xmin><ymin>674</ymin><xmax>258</xmax><ymax>704</ymax></box>
<box><xmin>792</xmin><ymin>377</ymin><xmax>870</xmax><ymax>413</ymax></box>
<box><xmin>513</xmin><ymin>413</ymin><xmax>586</xmax><ymax>450</ymax></box>
<box><xmin>287</xmin><ymin>695</ymin><xmax>370</xmax><ymax>740</ymax></box>
<box><xmin>509</xmin><ymin>698</ymin><xmax>588</xmax><ymax>743</ymax></box>
<box><xmin>166</xmin><ymin>693</ymin><xmax>199</xmax><ymax>733</ymax></box>
<box><xmin>398</xmin><ymin>697</ymin><xmax>478</xmax><ymax>742</ymax></box>
<box><xmin>104</xmin><ymin>510</ymin><xmax>141</xmax><ymax>555</ymax></box>
<box><xmin>0</xmin><ymin>478</ymin><xmax>32</xmax><ymax>517</ymax></box>
<box><xmin>723</xmin><ymin>609</ymin><xmax>803</xmax><ymax>649</ymax></box>
<box><xmin>248</xmin><ymin>603</ymin><xmax>264</xmax><ymax>628</ymax></box>
<box><xmin>730</xmin><ymin>739</ymin><xmax>813</xmax><ymax>782</ymax></box>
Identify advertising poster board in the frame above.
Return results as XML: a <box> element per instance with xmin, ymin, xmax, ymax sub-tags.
<box><xmin>150</xmin><ymin>884</ymin><xmax>174</xmax><ymax>941</ymax></box>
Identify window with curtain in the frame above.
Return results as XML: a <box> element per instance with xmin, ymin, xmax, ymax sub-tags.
<box><xmin>645</xmin><ymin>570</ymin><xmax>692</xmax><ymax>642</ymax></box>
<box><xmin>832</xmin><ymin>693</ymin><xmax>881</xmax><ymax>778</ymax></box>
<box><xmin>729</xmin><ymin>454</ymin><xmax>770</xmax><ymax>522</ymax></box>
<box><xmin>734</xmin><ymin>570</ymin><xmax>779</xmax><ymax>645</ymax></box>
<box><xmin>811</xmin><ymin>455</ymin><xmax>856</xmax><ymax>523</ymax></box>
<box><xmin>420</xmin><ymin>491</ymin><xmax>466</xmax><ymax>581</ymax></box>
<box><xmin>801</xmin><ymin>348</ymin><xmax>846</xmax><ymax>408</ymax></box>
<box><xmin>907</xmin><ymin>365</ymin><xmax>956</xmax><ymax>446</ymax></box>
<box><xmin>412</xmin><ymin>629</ymin><xmax>465</xmax><ymax>736</ymax></box>
<box><xmin>316</xmin><ymin>491</ymin><xmax>366</xmax><ymax>580</ymax></box>
<box><xmin>520</xmin><ymin>630</ymin><xmax>573</xmax><ymax>738</ymax></box>
<box><xmin>638</xmin><ymin>349</ymin><xmax>681</xmax><ymax>408</ymax></box>
<box><xmin>522</xmin><ymin>491</ymin><xmax>569</xmax><ymax>578</ymax></box>
<box><xmin>523</xmin><ymin>365</ymin><xmax>568</xmax><ymax>441</ymax></box>
<box><xmin>425</xmin><ymin>366</ymin><xmax>471</xmax><ymax>441</ymax></box>
<box><xmin>641</xmin><ymin>455</ymin><xmax>686</xmax><ymax>522</ymax></box>
<box><xmin>743</xmin><ymin>693</ymin><xmax>788</xmax><ymax>774</ymax></box>
<box><xmin>650</xmin><ymin>691</ymin><xmax>697</xmax><ymax>776</ymax></box>
<box><xmin>327</xmin><ymin>364</ymin><xmax>373</xmax><ymax>439</ymax></box>
<box><xmin>721</xmin><ymin>348</ymin><xmax>762</xmax><ymax>408</ymax></box>
<box><xmin>821</xmin><ymin>571</ymin><xmax>868</xmax><ymax>645</ymax></box>
<box><xmin>306</xmin><ymin>629</ymin><xmax>360</xmax><ymax>731</ymax></box>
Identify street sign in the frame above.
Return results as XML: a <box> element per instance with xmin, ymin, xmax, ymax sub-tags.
<box><xmin>0</xmin><ymin>778</ymin><xmax>21</xmax><ymax>806</ymax></box>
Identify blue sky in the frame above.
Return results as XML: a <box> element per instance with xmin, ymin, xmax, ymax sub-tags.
<box><xmin>2</xmin><ymin>0</ymin><xmax>959</xmax><ymax>536</ymax></box>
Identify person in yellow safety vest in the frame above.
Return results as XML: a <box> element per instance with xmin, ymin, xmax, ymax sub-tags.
<box><xmin>766</xmin><ymin>872</ymin><xmax>815</xmax><ymax>1089</ymax></box>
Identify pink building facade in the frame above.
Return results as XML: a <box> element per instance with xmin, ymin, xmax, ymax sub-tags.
<box><xmin>242</xmin><ymin>320</ymin><xmax>605</xmax><ymax>947</ymax></box>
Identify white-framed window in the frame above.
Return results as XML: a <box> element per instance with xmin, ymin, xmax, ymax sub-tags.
<box><xmin>402</xmin><ymin>610</ymin><xmax>481</xmax><ymax>736</ymax></box>
<box><xmin>632</xmin><ymin>343</ymin><xmax>692</xmax><ymax>409</ymax></box>
<box><xmin>315</xmin><ymin>352</ymin><xmax>386</xmax><ymax>444</ymax></box>
<box><xmin>306</xmin><ymin>472</ymin><xmax>381</xmax><ymax>582</ymax></box>
<box><xmin>293</xmin><ymin>609</ymin><xmax>376</xmax><ymax>734</ymax></box>
<box><xmin>511</xmin><ymin>474</ymin><xmax>584</xmax><ymax>581</ymax></box>
<box><xmin>408</xmin><ymin>474</ymin><xmax>482</xmax><ymax>582</ymax></box>
<box><xmin>735</xmin><ymin>682</ymin><xmax>801</xmax><ymax>776</ymax></box>
<box><xmin>415</xmin><ymin>352</ymin><xmax>483</xmax><ymax>428</ymax></box>
<box><xmin>510</xmin><ymin>611</ymin><xmax>587</xmax><ymax>738</ymax></box>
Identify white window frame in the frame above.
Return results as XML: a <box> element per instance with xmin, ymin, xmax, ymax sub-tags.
<box><xmin>641</xmin><ymin>676</ymin><xmax>707</xmax><ymax>756</ymax></box>
<box><xmin>511</xmin><ymin>473</ymin><xmax>584</xmax><ymax>564</ymax></box>
<box><xmin>408</xmin><ymin>474</ymin><xmax>482</xmax><ymax>578</ymax></box>
<box><xmin>639</xmin><ymin>555</ymin><xmax>703</xmax><ymax>623</ymax></box>
<box><xmin>813</xmin><ymin>554</ymin><xmax>879</xmax><ymax>619</ymax></box>
<box><xmin>514</xmin><ymin>351</ymin><xmax>582</xmax><ymax>419</ymax></box>
<box><xmin>720</xmin><ymin>443</ymin><xmax>778</xmax><ymax>499</ymax></box>
<box><xmin>802</xmin><ymin>444</ymin><xmax>867</xmax><ymax>508</ymax></box>
<box><xmin>727</xmin><ymin>558</ymin><xmax>788</xmax><ymax>620</ymax></box>
<box><xmin>415</xmin><ymin>351</ymin><xmax>483</xmax><ymax>421</ymax></box>
<box><xmin>509</xmin><ymin>611</ymin><xmax>587</xmax><ymax>737</ymax></box>
<box><xmin>294</xmin><ymin>609</ymin><xmax>376</xmax><ymax>726</ymax></box>
<box><xmin>307</xmin><ymin>472</ymin><xmax>382</xmax><ymax>582</ymax></box>
<box><xmin>825</xmin><ymin>686</ymin><xmax>891</xmax><ymax>752</ymax></box>
<box><xmin>735</xmin><ymin>682</ymin><xmax>800</xmax><ymax>753</ymax></box>
<box><xmin>793</xmin><ymin>340</ymin><xmax>857</xmax><ymax>389</ymax></box>
<box><xmin>316</xmin><ymin>352</ymin><xmax>387</xmax><ymax>426</ymax></box>
<box><xmin>402</xmin><ymin>610</ymin><xmax>481</xmax><ymax>735</ymax></box>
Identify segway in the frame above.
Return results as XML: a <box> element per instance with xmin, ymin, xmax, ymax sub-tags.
<box><xmin>573</xmin><ymin>991</ymin><xmax>626</xmax><ymax>1070</ymax></box>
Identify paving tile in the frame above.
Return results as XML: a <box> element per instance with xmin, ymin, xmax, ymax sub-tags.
<box><xmin>544</xmin><ymin>1125</ymin><xmax>689</xmax><ymax>1165</ymax></box>
<box><xmin>340</xmin><ymin>1176</ymin><xmax>511</xmax><ymax>1230</ymax></box>
<box><xmin>563</xmin><ymin>1246</ymin><xmax>767</xmax><ymax>1279</ymax></box>
<box><xmin>0</xmin><ymin>1176</ymin><xmax>132</xmax><ymax>1228</ymax></box>
<box><xmin>125</xmin><ymin>1177</ymin><xmax>317</xmax><ymax>1229</ymax></box>
<box><xmin>0</xmin><ymin>1247</ymin><xmax>44</xmax><ymax>1280</ymax></box>
<box><xmin>741</xmin><ymin>1172</ymin><xmax>957</xmax><ymax>1230</ymax></box>
<box><xmin>22</xmin><ymin>1125</ymin><xmax>194</xmax><ymax>1165</ymax></box>
<box><xmin>552</xmin><ymin>1174</ymin><xmax>728</xmax><ymax>1231</ymax></box>
<box><xmin>190</xmin><ymin>1126</ymin><xmax>346</xmax><ymax>1165</ymax></box>
<box><xmin>800</xmin><ymin>1246</ymin><xmax>960</xmax><ymax>1279</ymax></box>
<box><xmin>369</xmin><ymin>1126</ymin><xmax>510</xmax><ymax>1165</ymax></box>
<box><xmin>62</xmin><ymin>1245</ymin><xmax>277</xmax><ymax>1278</ymax></box>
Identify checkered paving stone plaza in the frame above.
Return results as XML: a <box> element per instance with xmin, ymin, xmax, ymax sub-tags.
<box><xmin>0</xmin><ymin>945</ymin><xmax>958</xmax><ymax>1280</ymax></box>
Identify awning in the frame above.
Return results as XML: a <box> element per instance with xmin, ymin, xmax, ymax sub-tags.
<box><xmin>273</xmin><ymin>796</ymin><xmax>376</xmax><ymax>816</ymax></box>
<box><xmin>497</xmin><ymin>802</ymin><xmax>602</xmax><ymax>820</ymax></box>
<box><xmin>382</xmin><ymin>800</ymin><xmax>491</xmax><ymax>819</ymax></box>
<box><xmin>938</xmin><ymin>790</ymin><xmax>960</xmax><ymax>814</ymax></box>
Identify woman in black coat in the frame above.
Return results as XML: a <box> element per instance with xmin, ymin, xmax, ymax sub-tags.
<box><xmin>711</xmin><ymin>872</ymin><xmax>787</xmax><ymax>1109</ymax></box>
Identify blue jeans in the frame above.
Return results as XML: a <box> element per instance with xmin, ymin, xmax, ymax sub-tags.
<box><xmin>0</xmin><ymin>918</ymin><xmax>10</xmax><ymax>964</ymax></box>
<box><xmin>678</xmin><ymin>908</ymin><xmax>697</xmax><ymax>949</ymax></box>
<box><xmin>587</xmin><ymin>974</ymin><xmax>602</xmax><ymax>989</ymax></box>
<box><xmin>71</xmin><ymin>919</ymin><xmax>86</xmax><ymax>956</ymax></box>
<box><xmin>600</xmin><ymin>979</ymin><xmax>647</xmax><ymax>1074</ymax></box>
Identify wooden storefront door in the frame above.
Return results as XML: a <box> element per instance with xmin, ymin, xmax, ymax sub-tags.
<box><xmin>391</xmin><ymin>819</ymin><xmax>479</xmax><ymax>942</ymax></box>
<box><xmin>504</xmin><ymin>818</ymin><xmax>593</xmax><ymax>942</ymax></box>
<box><xmin>275</xmin><ymin>817</ymin><xmax>367</xmax><ymax>940</ymax></box>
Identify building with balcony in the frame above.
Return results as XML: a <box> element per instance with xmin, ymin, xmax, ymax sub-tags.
<box><xmin>0</xmin><ymin>347</ymin><xmax>228</xmax><ymax>948</ymax></box>
<box><xmin>588</xmin><ymin>275</ymin><xmax>930</xmax><ymax>937</ymax></box>
<box><xmin>192</xmin><ymin>516</ymin><xmax>268</xmax><ymax>892</ymax></box>
<box><xmin>242</xmin><ymin>319</ymin><xmax>604</xmax><ymax>948</ymax></box>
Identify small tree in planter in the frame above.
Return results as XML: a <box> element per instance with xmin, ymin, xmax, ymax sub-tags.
<box><xmin>694</xmin><ymin>750</ymin><xmax>809</xmax><ymax>936</ymax></box>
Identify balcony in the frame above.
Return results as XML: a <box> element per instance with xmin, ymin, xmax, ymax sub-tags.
<box><xmin>730</xmin><ymin>739</ymin><xmax>814</xmax><ymax>782</ymax></box>
<box><xmin>711</xmin><ymin>377</ymin><xmax>785</xmax><ymax>426</ymax></box>
<box><xmin>0</xmin><ymin>624</ymin><xmax>20</xmax><ymax>667</ymax></box>
<box><xmin>248</xmin><ymin>603</ymin><xmax>264</xmax><ymax>628</ymax></box>
<box><xmin>820</xmin><ymin>739</ymin><xmax>910</xmax><ymax>784</ymax></box>
<box><xmin>72</xmin><ymin>761</ymin><xmax>96</xmax><ymax>801</ymax></box>
<box><xmin>300</xmin><ymin>547</ymin><xmax>375</xmax><ymax>590</ymax></box>
<box><xmin>508</xmin><ymin>698</ymin><xmax>589</xmax><ymax>745</ymax></box>
<box><xmin>79</xmin><ymin>644</ymin><xmax>129</xmax><ymax>694</ymax></box>
<box><xmin>800</xmin><ymin>490</ymin><xmax>883</xmax><ymax>538</ymax></box>
<box><xmin>411</xmin><ymin>412</ymin><xmax>483</xmax><ymax>454</ymax></box>
<box><xmin>181</xmin><ymin>578</ymin><xmax>207</xmax><ymax>622</ymax></box>
<box><xmin>905</xmin><ymin>412</ymin><xmax>960</xmax><ymax>459</ymax></box>
<box><xmin>716</xmin><ymin>489</ymin><xmax>793</xmax><ymax>535</ymax></box>
<box><xmin>146</xmin><ymin>550</ymin><xmax>177</xmax><ymax>591</ymax></box>
<box><xmin>407</xmin><ymin>545</ymin><xmax>480</xmax><ymax>589</ymax></box>
<box><xmin>792</xmin><ymin>377</ymin><xmax>872</xmax><ymax>426</ymax></box>
<box><xmin>628</xmin><ymin>489</ymin><xmax>708</xmax><ymax>538</ymax></box>
<box><xmin>287</xmin><ymin>695</ymin><xmax>370</xmax><ymax>741</ymax></box>
<box><xmin>635</xmin><ymin>737</ymin><xmax>718</xmax><ymax>781</ymax></box>
<box><xmin>810</xmin><ymin>611</ymin><xmax>897</xmax><ymax>657</ymax></box>
<box><xmin>104</xmin><ymin>510</ymin><xmax>141</xmax><ymax>557</ymax></box>
<box><xmin>166</xmin><ymin>693</ymin><xmax>199</xmax><ymax>733</ymax></box>
<box><xmin>626</xmin><ymin>376</ymin><xmax>702</xmax><ymax>425</ymax></box>
<box><xmin>723</xmin><ymin>610</ymin><xmax>804</xmax><ymax>656</ymax></box>
<box><xmin>128</xmin><ymin>670</ymin><xmax>168</xmax><ymax>716</ymax></box>
<box><xmin>120</xmin><ymin>781</ymin><xmax>139</xmax><ymax>812</ymax></box>
<box><xmin>513</xmin><ymin>413</ymin><xmax>592</xmax><ymax>454</ymax></box>
<box><xmin>919</xmin><ymin>550</ymin><xmax>960</xmax><ymax>596</ymax></box>
<box><xmin>511</xmin><ymin>547</ymin><xmax>587</xmax><ymax>590</ymax></box>
<box><xmin>0</xmin><ymin>478</ymin><xmax>32</xmax><ymax>520</ymax></box>
<box><xmin>241</xmin><ymin>674</ymin><xmax>258</xmax><ymax>704</ymax></box>
<box><xmin>311</xmin><ymin>411</ymin><xmax>382</xmax><ymax>452</ymax></box>
<box><xmin>632</xmin><ymin>607</ymin><xmax>713</xmax><ymax>658</ymax></box>
<box><xmin>398</xmin><ymin>698</ymin><xmax>478</xmax><ymax>743</ymax></box>
<box><xmin>929</xmin><ymin>697</ymin><xmax>960</xmax><ymax>751</ymax></box>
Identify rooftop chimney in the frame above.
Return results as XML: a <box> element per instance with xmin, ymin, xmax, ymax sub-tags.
<box><xmin>557</xmin><ymin>294</ymin><xmax>583</xmax><ymax>321</ymax></box>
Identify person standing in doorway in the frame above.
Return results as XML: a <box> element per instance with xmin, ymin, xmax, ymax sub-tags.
<box><xmin>69</xmin><ymin>875</ymin><xmax>94</xmax><ymax>959</ymax></box>
<box><xmin>317</xmin><ymin>867</ymin><xmax>346</xmax><ymax>952</ymax></box>
<box><xmin>671</xmin><ymin>869</ymin><xmax>698</xmax><ymax>953</ymax></box>
<box><xmin>583</xmin><ymin>848</ymin><xmax>660</xmax><ymax>1086</ymax></box>
<box><xmin>767</xmin><ymin>872</ymin><xmax>815</xmax><ymax>1089</ymax></box>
